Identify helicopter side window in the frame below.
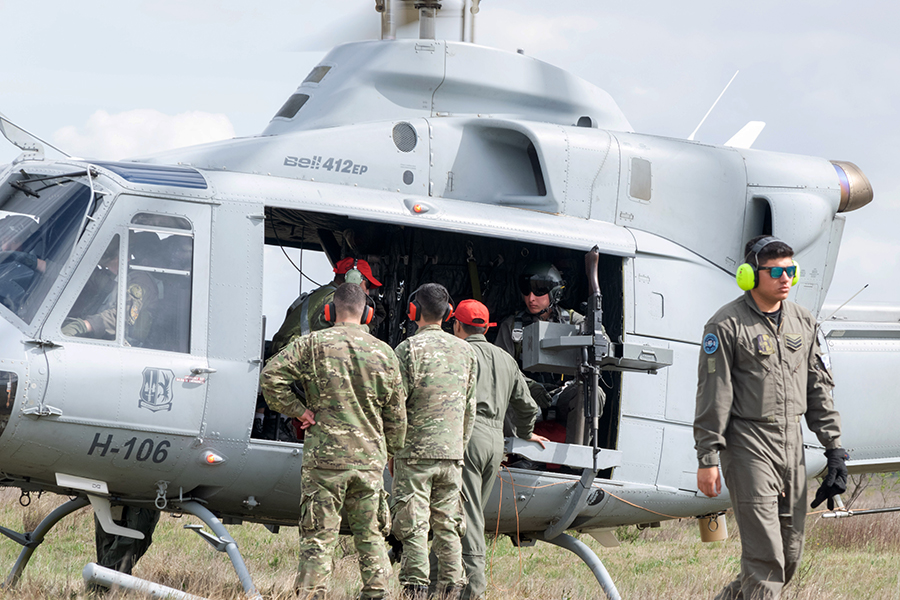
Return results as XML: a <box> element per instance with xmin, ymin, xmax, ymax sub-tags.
<box><xmin>273</xmin><ymin>94</ymin><xmax>310</xmax><ymax>120</ymax></box>
<box><xmin>62</xmin><ymin>236</ymin><xmax>123</xmax><ymax>341</ymax></box>
<box><xmin>61</xmin><ymin>214</ymin><xmax>194</xmax><ymax>352</ymax></box>
<box><xmin>126</xmin><ymin>214</ymin><xmax>194</xmax><ymax>353</ymax></box>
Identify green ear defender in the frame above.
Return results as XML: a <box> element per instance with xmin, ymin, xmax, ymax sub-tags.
<box><xmin>736</xmin><ymin>262</ymin><xmax>757</xmax><ymax>291</ymax></box>
<box><xmin>735</xmin><ymin>237</ymin><xmax>799</xmax><ymax>290</ymax></box>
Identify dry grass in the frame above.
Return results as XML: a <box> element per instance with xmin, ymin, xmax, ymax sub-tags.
<box><xmin>2</xmin><ymin>479</ymin><xmax>900</xmax><ymax>599</ymax></box>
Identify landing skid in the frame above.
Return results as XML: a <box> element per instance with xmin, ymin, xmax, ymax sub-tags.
<box><xmin>535</xmin><ymin>531</ymin><xmax>621</xmax><ymax>600</ymax></box>
<box><xmin>0</xmin><ymin>495</ymin><xmax>90</xmax><ymax>588</ymax></box>
<box><xmin>0</xmin><ymin>495</ymin><xmax>263</xmax><ymax>600</ymax></box>
<box><xmin>176</xmin><ymin>500</ymin><xmax>263</xmax><ymax>600</ymax></box>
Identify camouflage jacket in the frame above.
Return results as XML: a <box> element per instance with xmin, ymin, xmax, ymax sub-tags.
<box><xmin>394</xmin><ymin>324</ymin><xmax>477</xmax><ymax>460</ymax></box>
<box><xmin>260</xmin><ymin>323</ymin><xmax>407</xmax><ymax>471</ymax></box>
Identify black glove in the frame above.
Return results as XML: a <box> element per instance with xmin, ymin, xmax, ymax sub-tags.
<box><xmin>811</xmin><ymin>448</ymin><xmax>849</xmax><ymax>510</ymax></box>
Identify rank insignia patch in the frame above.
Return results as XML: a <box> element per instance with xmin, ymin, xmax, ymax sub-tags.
<box><xmin>785</xmin><ymin>333</ymin><xmax>803</xmax><ymax>351</ymax></box>
<box><xmin>756</xmin><ymin>334</ymin><xmax>775</xmax><ymax>355</ymax></box>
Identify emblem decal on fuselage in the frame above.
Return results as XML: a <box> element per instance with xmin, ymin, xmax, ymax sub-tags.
<box><xmin>139</xmin><ymin>368</ymin><xmax>175</xmax><ymax>412</ymax></box>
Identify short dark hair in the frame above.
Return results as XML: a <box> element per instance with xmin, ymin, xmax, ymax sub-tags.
<box><xmin>333</xmin><ymin>282</ymin><xmax>365</xmax><ymax>318</ymax></box>
<box><xmin>745</xmin><ymin>235</ymin><xmax>793</xmax><ymax>266</ymax></box>
<box><xmin>460</xmin><ymin>322</ymin><xmax>487</xmax><ymax>335</ymax></box>
<box><xmin>415</xmin><ymin>283</ymin><xmax>450</xmax><ymax>321</ymax></box>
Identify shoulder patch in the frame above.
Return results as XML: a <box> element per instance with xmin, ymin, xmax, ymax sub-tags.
<box><xmin>756</xmin><ymin>334</ymin><xmax>775</xmax><ymax>356</ymax></box>
<box><xmin>703</xmin><ymin>333</ymin><xmax>719</xmax><ymax>355</ymax></box>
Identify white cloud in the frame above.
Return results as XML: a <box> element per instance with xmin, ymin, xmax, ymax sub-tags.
<box><xmin>52</xmin><ymin>109</ymin><xmax>235</xmax><ymax>161</ymax></box>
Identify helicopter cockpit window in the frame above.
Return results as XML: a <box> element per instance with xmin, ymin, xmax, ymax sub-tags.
<box><xmin>273</xmin><ymin>94</ymin><xmax>310</xmax><ymax>120</ymax></box>
<box><xmin>0</xmin><ymin>170</ymin><xmax>94</xmax><ymax>323</ymax></box>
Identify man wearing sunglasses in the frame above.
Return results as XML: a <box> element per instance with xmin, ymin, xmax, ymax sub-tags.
<box><xmin>495</xmin><ymin>261</ymin><xmax>597</xmax><ymax>446</ymax></box>
<box><xmin>694</xmin><ymin>235</ymin><xmax>845</xmax><ymax>600</ymax></box>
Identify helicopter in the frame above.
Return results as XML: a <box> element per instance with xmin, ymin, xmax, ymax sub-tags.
<box><xmin>1</xmin><ymin>2</ymin><xmax>899</xmax><ymax>599</ymax></box>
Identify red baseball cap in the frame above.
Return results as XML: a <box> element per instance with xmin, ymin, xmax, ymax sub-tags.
<box><xmin>454</xmin><ymin>299</ymin><xmax>496</xmax><ymax>328</ymax></box>
<box><xmin>334</xmin><ymin>257</ymin><xmax>382</xmax><ymax>287</ymax></box>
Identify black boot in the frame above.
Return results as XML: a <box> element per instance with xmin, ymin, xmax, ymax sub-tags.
<box><xmin>401</xmin><ymin>584</ymin><xmax>429</xmax><ymax>600</ymax></box>
<box><xmin>437</xmin><ymin>584</ymin><xmax>463</xmax><ymax>600</ymax></box>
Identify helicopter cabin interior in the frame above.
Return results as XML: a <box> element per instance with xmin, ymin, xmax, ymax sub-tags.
<box><xmin>257</xmin><ymin>206</ymin><xmax>625</xmax><ymax>468</ymax></box>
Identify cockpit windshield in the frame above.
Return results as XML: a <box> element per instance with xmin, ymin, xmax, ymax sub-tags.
<box><xmin>0</xmin><ymin>169</ymin><xmax>94</xmax><ymax>324</ymax></box>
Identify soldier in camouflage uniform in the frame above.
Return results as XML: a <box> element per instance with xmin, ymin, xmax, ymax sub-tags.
<box><xmin>260</xmin><ymin>283</ymin><xmax>407</xmax><ymax>600</ymax></box>
<box><xmin>258</xmin><ymin>257</ymin><xmax>384</xmax><ymax>442</ymax></box>
<box><xmin>392</xmin><ymin>283</ymin><xmax>477</xmax><ymax>599</ymax></box>
<box><xmin>695</xmin><ymin>236</ymin><xmax>846</xmax><ymax>600</ymax></box>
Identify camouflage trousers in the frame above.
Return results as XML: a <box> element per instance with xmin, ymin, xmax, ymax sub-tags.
<box><xmin>297</xmin><ymin>467</ymin><xmax>392</xmax><ymax>599</ymax></box>
<box><xmin>94</xmin><ymin>506</ymin><xmax>160</xmax><ymax>575</ymax></box>
<box><xmin>392</xmin><ymin>458</ymin><xmax>465</xmax><ymax>588</ymax></box>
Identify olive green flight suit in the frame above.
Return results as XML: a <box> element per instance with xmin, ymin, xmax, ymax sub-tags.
<box><xmin>694</xmin><ymin>293</ymin><xmax>842</xmax><ymax>600</ymax></box>
<box><xmin>458</xmin><ymin>334</ymin><xmax>539</xmax><ymax>600</ymax></box>
<box><xmin>495</xmin><ymin>307</ymin><xmax>600</xmax><ymax>445</ymax></box>
<box><xmin>270</xmin><ymin>283</ymin><xmax>337</xmax><ymax>355</ymax></box>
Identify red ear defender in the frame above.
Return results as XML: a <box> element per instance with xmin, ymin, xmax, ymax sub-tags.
<box><xmin>323</xmin><ymin>302</ymin><xmax>336</xmax><ymax>324</ymax></box>
<box><xmin>325</xmin><ymin>299</ymin><xmax>374</xmax><ymax>325</ymax></box>
<box><xmin>361</xmin><ymin>296</ymin><xmax>375</xmax><ymax>325</ymax></box>
<box><xmin>406</xmin><ymin>287</ymin><xmax>451</xmax><ymax>322</ymax></box>
<box><xmin>407</xmin><ymin>288</ymin><xmax>421</xmax><ymax>322</ymax></box>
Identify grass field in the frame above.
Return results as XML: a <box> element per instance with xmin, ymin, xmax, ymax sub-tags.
<box><xmin>1</xmin><ymin>474</ymin><xmax>900</xmax><ymax>599</ymax></box>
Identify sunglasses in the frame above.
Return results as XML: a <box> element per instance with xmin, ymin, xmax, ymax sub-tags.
<box><xmin>518</xmin><ymin>278</ymin><xmax>556</xmax><ymax>297</ymax></box>
<box><xmin>759</xmin><ymin>265</ymin><xmax>796</xmax><ymax>279</ymax></box>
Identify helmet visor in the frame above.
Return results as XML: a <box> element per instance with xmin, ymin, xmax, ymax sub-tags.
<box><xmin>518</xmin><ymin>275</ymin><xmax>556</xmax><ymax>297</ymax></box>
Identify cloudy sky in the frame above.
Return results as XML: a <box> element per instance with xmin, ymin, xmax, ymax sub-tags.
<box><xmin>1</xmin><ymin>0</ymin><xmax>897</xmax><ymax>318</ymax></box>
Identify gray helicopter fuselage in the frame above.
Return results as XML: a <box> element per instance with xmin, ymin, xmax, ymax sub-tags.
<box><xmin>0</xmin><ymin>39</ymin><xmax>893</xmax><ymax>539</ymax></box>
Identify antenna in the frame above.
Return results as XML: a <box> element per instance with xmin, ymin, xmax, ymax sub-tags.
<box><xmin>822</xmin><ymin>284</ymin><xmax>869</xmax><ymax>322</ymax></box>
<box><xmin>687</xmin><ymin>70</ymin><xmax>739</xmax><ymax>142</ymax></box>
